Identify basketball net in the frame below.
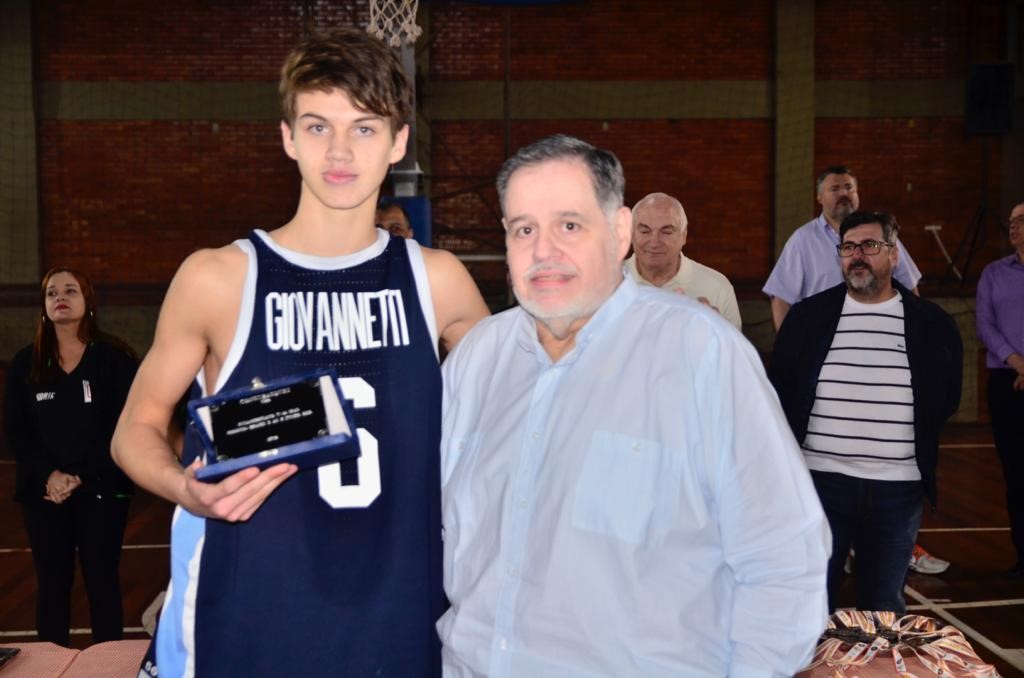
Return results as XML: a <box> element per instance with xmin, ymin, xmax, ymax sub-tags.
<box><xmin>367</xmin><ymin>0</ymin><xmax>422</xmax><ymax>47</ymax></box>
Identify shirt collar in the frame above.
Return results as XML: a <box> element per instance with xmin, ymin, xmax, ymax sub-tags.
<box><xmin>624</xmin><ymin>253</ymin><xmax>639</xmax><ymax>276</ymax></box>
<box><xmin>514</xmin><ymin>271</ymin><xmax>639</xmax><ymax>365</ymax></box>
<box><xmin>816</xmin><ymin>213</ymin><xmax>840</xmax><ymax>243</ymax></box>
<box><xmin>625</xmin><ymin>252</ymin><xmax>684</xmax><ymax>285</ymax></box>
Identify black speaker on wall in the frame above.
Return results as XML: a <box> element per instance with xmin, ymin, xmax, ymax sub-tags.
<box><xmin>965</xmin><ymin>63</ymin><xmax>1014</xmax><ymax>137</ymax></box>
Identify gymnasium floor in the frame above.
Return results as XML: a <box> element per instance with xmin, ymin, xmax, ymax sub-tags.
<box><xmin>1</xmin><ymin>423</ymin><xmax>1022</xmax><ymax>675</ymax></box>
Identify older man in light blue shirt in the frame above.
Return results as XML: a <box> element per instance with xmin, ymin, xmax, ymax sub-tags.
<box><xmin>439</xmin><ymin>134</ymin><xmax>830</xmax><ymax>678</ymax></box>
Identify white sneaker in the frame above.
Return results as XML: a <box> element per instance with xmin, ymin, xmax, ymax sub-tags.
<box><xmin>909</xmin><ymin>544</ymin><xmax>949</xmax><ymax>574</ymax></box>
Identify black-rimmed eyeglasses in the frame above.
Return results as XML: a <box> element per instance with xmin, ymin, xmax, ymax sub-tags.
<box><xmin>837</xmin><ymin>239</ymin><xmax>892</xmax><ymax>257</ymax></box>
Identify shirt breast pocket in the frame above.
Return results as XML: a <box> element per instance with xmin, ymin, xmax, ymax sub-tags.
<box><xmin>572</xmin><ymin>430</ymin><xmax>679</xmax><ymax>546</ymax></box>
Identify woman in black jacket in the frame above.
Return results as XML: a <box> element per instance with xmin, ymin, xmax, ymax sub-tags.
<box><xmin>4</xmin><ymin>266</ymin><xmax>138</xmax><ymax>646</ymax></box>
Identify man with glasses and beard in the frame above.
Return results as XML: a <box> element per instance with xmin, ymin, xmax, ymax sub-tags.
<box><xmin>769</xmin><ymin>211</ymin><xmax>962</xmax><ymax>613</ymax></box>
<box><xmin>765</xmin><ymin>169</ymin><xmax>948</xmax><ymax>576</ymax></box>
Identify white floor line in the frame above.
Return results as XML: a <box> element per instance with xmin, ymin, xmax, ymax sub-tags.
<box><xmin>0</xmin><ymin>544</ymin><xmax>168</xmax><ymax>554</ymax></box>
<box><xmin>939</xmin><ymin>443</ymin><xmax>996</xmax><ymax>448</ymax></box>
<box><xmin>904</xmin><ymin>584</ymin><xmax>1024</xmax><ymax>672</ymax></box>
<box><xmin>917</xmin><ymin>527</ymin><xmax>1010</xmax><ymax>533</ymax></box>
<box><xmin>908</xmin><ymin>598</ymin><xmax>1024</xmax><ymax>610</ymax></box>
<box><xmin>0</xmin><ymin>627</ymin><xmax>147</xmax><ymax>637</ymax></box>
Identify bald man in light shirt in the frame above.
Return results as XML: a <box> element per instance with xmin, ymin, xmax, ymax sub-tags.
<box><xmin>625</xmin><ymin>192</ymin><xmax>742</xmax><ymax>330</ymax></box>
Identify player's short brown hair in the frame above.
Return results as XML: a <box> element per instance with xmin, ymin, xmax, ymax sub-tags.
<box><xmin>279</xmin><ymin>27</ymin><xmax>412</xmax><ymax>134</ymax></box>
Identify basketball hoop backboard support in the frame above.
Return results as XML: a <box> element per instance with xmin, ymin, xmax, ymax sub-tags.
<box><xmin>392</xmin><ymin>43</ymin><xmax>421</xmax><ymax>198</ymax></box>
<box><xmin>367</xmin><ymin>0</ymin><xmax>422</xmax><ymax>197</ymax></box>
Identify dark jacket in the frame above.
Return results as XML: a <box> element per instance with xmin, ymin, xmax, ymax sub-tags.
<box><xmin>769</xmin><ymin>282</ymin><xmax>962</xmax><ymax>505</ymax></box>
<box><xmin>4</xmin><ymin>340</ymin><xmax>137</xmax><ymax>502</ymax></box>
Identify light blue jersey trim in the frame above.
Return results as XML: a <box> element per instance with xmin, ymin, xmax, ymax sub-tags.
<box><xmin>155</xmin><ymin>238</ymin><xmax>257</xmax><ymax>676</ymax></box>
<box><xmin>156</xmin><ymin>505</ymin><xmax>206</xmax><ymax>678</ymax></box>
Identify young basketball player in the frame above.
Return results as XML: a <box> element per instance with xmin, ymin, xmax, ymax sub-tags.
<box><xmin>112</xmin><ymin>27</ymin><xmax>488</xmax><ymax>677</ymax></box>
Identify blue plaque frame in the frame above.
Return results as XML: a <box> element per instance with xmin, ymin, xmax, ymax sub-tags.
<box><xmin>187</xmin><ymin>368</ymin><xmax>361</xmax><ymax>483</ymax></box>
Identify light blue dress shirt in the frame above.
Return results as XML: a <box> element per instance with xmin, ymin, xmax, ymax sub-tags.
<box><xmin>440</xmin><ymin>274</ymin><xmax>830</xmax><ymax>678</ymax></box>
<box><xmin>763</xmin><ymin>214</ymin><xmax>922</xmax><ymax>304</ymax></box>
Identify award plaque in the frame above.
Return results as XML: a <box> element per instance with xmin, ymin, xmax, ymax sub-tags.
<box><xmin>188</xmin><ymin>368</ymin><xmax>361</xmax><ymax>482</ymax></box>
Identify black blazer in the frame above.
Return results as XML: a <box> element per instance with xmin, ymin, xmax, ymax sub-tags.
<box><xmin>769</xmin><ymin>282</ymin><xmax>963</xmax><ymax>505</ymax></box>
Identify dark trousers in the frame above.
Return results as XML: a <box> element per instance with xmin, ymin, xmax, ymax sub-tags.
<box><xmin>810</xmin><ymin>470</ymin><xmax>922</xmax><ymax>614</ymax></box>
<box><xmin>989</xmin><ymin>369</ymin><xmax>1024</xmax><ymax>564</ymax></box>
<box><xmin>21</xmin><ymin>493</ymin><xmax>131</xmax><ymax>646</ymax></box>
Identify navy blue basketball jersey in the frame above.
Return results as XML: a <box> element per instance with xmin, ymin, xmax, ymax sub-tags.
<box><xmin>146</xmin><ymin>230</ymin><xmax>443</xmax><ymax>678</ymax></box>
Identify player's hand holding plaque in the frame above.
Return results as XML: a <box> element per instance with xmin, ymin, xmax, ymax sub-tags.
<box><xmin>188</xmin><ymin>368</ymin><xmax>361</xmax><ymax>482</ymax></box>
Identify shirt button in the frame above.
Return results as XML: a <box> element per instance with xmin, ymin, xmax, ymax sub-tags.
<box><xmin>531</xmin><ymin>431</ymin><xmax>539</xmax><ymax>440</ymax></box>
<box><xmin>498</xmin><ymin>638</ymin><xmax>508</xmax><ymax>651</ymax></box>
<box><xmin>519</xmin><ymin>499</ymin><xmax>527</xmax><ymax>509</ymax></box>
<box><xmin>508</xmin><ymin>565</ymin><xmax>518</xmax><ymax>576</ymax></box>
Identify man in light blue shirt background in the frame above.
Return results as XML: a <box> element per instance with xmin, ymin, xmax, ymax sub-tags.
<box><xmin>439</xmin><ymin>134</ymin><xmax>830</xmax><ymax>677</ymax></box>
<box><xmin>763</xmin><ymin>166</ymin><xmax>921</xmax><ymax>331</ymax></box>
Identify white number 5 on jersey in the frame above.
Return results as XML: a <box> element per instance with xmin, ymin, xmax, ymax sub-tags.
<box><xmin>317</xmin><ymin>377</ymin><xmax>381</xmax><ymax>508</ymax></box>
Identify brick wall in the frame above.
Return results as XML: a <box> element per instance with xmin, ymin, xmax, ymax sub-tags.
<box><xmin>815</xmin><ymin>0</ymin><xmax>1005</xmax><ymax>79</ymax></box>
<box><xmin>36</xmin><ymin>0</ymin><xmax>367</xmax><ymax>81</ymax></box>
<box><xmin>429</xmin><ymin>0</ymin><xmax>773</xmax><ymax>81</ymax></box>
<box><xmin>38</xmin><ymin>120</ymin><xmax>298</xmax><ymax>283</ymax></box>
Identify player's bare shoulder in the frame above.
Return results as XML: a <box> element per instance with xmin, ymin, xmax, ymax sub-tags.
<box><xmin>171</xmin><ymin>242</ymin><xmax>247</xmax><ymax>305</ymax></box>
<box><xmin>163</xmin><ymin>241</ymin><xmax>250</xmax><ymax>349</ymax></box>
<box><xmin>418</xmin><ymin>244</ymin><xmax>462</xmax><ymax>277</ymax></box>
<box><xmin>418</xmin><ymin>245</ymin><xmax>467</xmax><ymax>314</ymax></box>
<box><xmin>418</xmin><ymin>245</ymin><xmax>489</xmax><ymax>350</ymax></box>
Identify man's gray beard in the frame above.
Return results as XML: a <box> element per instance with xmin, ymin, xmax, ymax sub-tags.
<box><xmin>513</xmin><ymin>239</ymin><xmax>624</xmax><ymax>339</ymax></box>
<box><xmin>845</xmin><ymin>265</ymin><xmax>878</xmax><ymax>295</ymax></box>
<box><xmin>514</xmin><ymin>290</ymin><xmax>604</xmax><ymax>340</ymax></box>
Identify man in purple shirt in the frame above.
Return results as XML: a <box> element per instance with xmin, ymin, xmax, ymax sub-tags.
<box><xmin>764</xmin><ymin>166</ymin><xmax>922</xmax><ymax>331</ymax></box>
<box><xmin>976</xmin><ymin>200</ymin><xmax>1024</xmax><ymax>578</ymax></box>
